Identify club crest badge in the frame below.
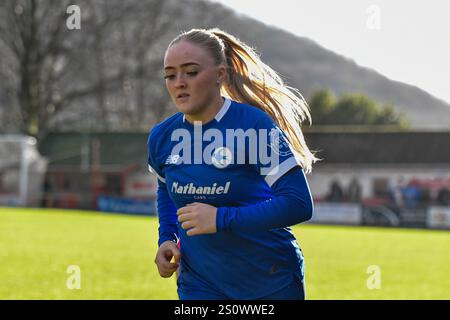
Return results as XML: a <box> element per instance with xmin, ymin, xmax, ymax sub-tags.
<box><xmin>211</xmin><ymin>147</ymin><xmax>233</xmax><ymax>169</ymax></box>
<box><xmin>269</xmin><ymin>127</ymin><xmax>292</xmax><ymax>157</ymax></box>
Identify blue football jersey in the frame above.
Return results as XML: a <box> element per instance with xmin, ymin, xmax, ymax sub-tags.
<box><xmin>148</xmin><ymin>97</ymin><xmax>312</xmax><ymax>299</ymax></box>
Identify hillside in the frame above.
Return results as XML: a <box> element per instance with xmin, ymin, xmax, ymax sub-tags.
<box><xmin>185</xmin><ymin>0</ymin><xmax>450</xmax><ymax>129</ymax></box>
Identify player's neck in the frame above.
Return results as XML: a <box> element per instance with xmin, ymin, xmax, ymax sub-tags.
<box><xmin>185</xmin><ymin>96</ymin><xmax>225</xmax><ymax>124</ymax></box>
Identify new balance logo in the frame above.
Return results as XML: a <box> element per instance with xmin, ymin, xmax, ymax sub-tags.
<box><xmin>171</xmin><ymin>181</ymin><xmax>231</xmax><ymax>195</ymax></box>
<box><xmin>165</xmin><ymin>154</ymin><xmax>180</xmax><ymax>165</ymax></box>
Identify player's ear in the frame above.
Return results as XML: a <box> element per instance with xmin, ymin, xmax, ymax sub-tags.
<box><xmin>216</xmin><ymin>64</ymin><xmax>227</xmax><ymax>85</ymax></box>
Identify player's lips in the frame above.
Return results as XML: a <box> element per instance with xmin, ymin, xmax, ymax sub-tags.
<box><xmin>176</xmin><ymin>93</ymin><xmax>190</xmax><ymax>100</ymax></box>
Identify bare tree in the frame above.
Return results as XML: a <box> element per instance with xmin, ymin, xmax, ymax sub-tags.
<box><xmin>0</xmin><ymin>0</ymin><xmax>180</xmax><ymax>138</ymax></box>
<box><xmin>0</xmin><ymin>0</ymin><xmax>93</xmax><ymax>138</ymax></box>
<box><xmin>116</xmin><ymin>0</ymin><xmax>181</xmax><ymax>129</ymax></box>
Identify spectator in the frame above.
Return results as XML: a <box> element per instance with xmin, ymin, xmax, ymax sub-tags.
<box><xmin>437</xmin><ymin>187</ymin><xmax>450</xmax><ymax>206</ymax></box>
<box><xmin>347</xmin><ymin>177</ymin><xmax>362</xmax><ymax>202</ymax></box>
<box><xmin>402</xmin><ymin>181</ymin><xmax>421</xmax><ymax>208</ymax></box>
<box><xmin>327</xmin><ymin>180</ymin><xmax>344</xmax><ymax>202</ymax></box>
<box><xmin>418</xmin><ymin>185</ymin><xmax>431</xmax><ymax>205</ymax></box>
<box><xmin>389</xmin><ymin>177</ymin><xmax>406</xmax><ymax>208</ymax></box>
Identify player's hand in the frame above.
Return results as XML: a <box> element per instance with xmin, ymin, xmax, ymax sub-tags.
<box><xmin>154</xmin><ymin>240</ymin><xmax>180</xmax><ymax>278</ymax></box>
<box><xmin>177</xmin><ymin>202</ymin><xmax>217</xmax><ymax>236</ymax></box>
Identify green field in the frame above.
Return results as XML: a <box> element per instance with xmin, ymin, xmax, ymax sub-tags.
<box><xmin>0</xmin><ymin>207</ymin><xmax>449</xmax><ymax>299</ymax></box>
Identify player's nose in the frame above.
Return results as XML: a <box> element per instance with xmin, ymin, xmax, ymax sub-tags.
<box><xmin>174</xmin><ymin>74</ymin><xmax>187</xmax><ymax>88</ymax></box>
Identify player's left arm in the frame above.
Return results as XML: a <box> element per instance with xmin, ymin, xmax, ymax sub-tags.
<box><xmin>215</xmin><ymin>166</ymin><xmax>313</xmax><ymax>233</ymax></box>
<box><xmin>177</xmin><ymin>166</ymin><xmax>313</xmax><ymax>235</ymax></box>
<box><xmin>213</xmin><ymin>114</ymin><xmax>313</xmax><ymax>233</ymax></box>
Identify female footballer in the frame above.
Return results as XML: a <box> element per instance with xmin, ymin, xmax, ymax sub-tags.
<box><xmin>148</xmin><ymin>28</ymin><xmax>317</xmax><ymax>300</ymax></box>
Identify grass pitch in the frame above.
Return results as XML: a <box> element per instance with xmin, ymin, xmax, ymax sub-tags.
<box><xmin>0</xmin><ymin>207</ymin><xmax>449</xmax><ymax>299</ymax></box>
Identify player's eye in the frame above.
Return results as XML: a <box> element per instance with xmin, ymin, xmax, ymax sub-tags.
<box><xmin>164</xmin><ymin>74</ymin><xmax>175</xmax><ymax>80</ymax></box>
<box><xmin>186</xmin><ymin>71</ymin><xmax>198</xmax><ymax>77</ymax></box>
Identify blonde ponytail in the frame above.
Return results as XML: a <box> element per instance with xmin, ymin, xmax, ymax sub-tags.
<box><xmin>169</xmin><ymin>28</ymin><xmax>319</xmax><ymax>173</ymax></box>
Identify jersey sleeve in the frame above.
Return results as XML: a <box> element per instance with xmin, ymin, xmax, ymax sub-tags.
<box><xmin>254</xmin><ymin>114</ymin><xmax>302</xmax><ymax>187</ymax></box>
<box><xmin>147</xmin><ymin>127</ymin><xmax>179</xmax><ymax>246</ymax></box>
<box><xmin>147</xmin><ymin>128</ymin><xmax>166</xmax><ymax>184</ymax></box>
<box><xmin>156</xmin><ymin>179</ymin><xmax>179</xmax><ymax>246</ymax></box>
<box><xmin>216</xmin><ymin>166</ymin><xmax>313</xmax><ymax>233</ymax></box>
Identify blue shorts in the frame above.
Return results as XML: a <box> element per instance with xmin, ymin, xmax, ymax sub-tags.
<box><xmin>178</xmin><ymin>273</ymin><xmax>305</xmax><ymax>300</ymax></box>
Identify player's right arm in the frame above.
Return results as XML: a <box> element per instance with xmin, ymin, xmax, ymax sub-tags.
<box><xmin>148</xmin><ymin>128</ymin><xmax>180</xmax><ymax>278</ymax></box>
<box><xmin>154</xmin><ymin>240</ymin><xmax>180</xmax><ymax>278</ymax></box>
<box><xmin>154</xmin><ymin>180</ymin><xmax>180</xmax><ymax>278</ymax></box>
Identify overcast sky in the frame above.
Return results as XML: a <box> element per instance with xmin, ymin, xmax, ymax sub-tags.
<box><xmin>211</xmin><ymin>0</ymin><xmax>450</xmax><ymax>104</ymax></box>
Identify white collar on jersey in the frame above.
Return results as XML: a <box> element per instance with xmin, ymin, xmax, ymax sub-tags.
<box><xmin>182</xmin><ymin>97</ymin><xmax>231</xmax><ymax>123</ymax></box>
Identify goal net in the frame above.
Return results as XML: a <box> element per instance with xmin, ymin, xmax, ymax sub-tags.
<box><xmin>0</xmin><ymin>135</ymin><xmax>48</xmax><ymax>207</ymax></box>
